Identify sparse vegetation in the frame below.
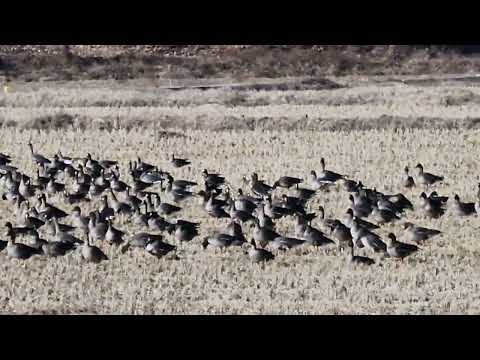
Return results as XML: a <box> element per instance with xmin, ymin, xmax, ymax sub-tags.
<box><xmin>0</xmin><ymin>74</ymin><xmax>480</xmax><ymax>314</ymax></box>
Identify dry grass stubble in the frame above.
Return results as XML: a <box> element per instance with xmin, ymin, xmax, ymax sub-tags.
<box><xmin>1</xmin><ymin>128</ymin><xmax>480</xmax><ymax>314</ymax></box>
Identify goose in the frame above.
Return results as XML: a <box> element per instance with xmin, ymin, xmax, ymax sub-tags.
<box><xmin>88</xmin><ymin>213</ymin><xmax>107</xmax><ymax>242</ymax></box>
<box><xmin>403</xmin><ymin>166</ymin><xmax>415</xmax><ymax>189</ymax></box>
<box><xmin>376</xmin><ymin>195</ymin><xmax>402</xmax><ymax>214</ymax></box>
<box><xmin>248</xmin><ymin>239</ymin><xmax>275</xmax><ymax>263</ymax></box>
<box><xmin>145</xmin><ymin>238</ymin><xmax>176</xmax><ymax>258</ymax></box>
<box><xmin>138</xmin><ymin>169</ymin><xmax>163</xmax><ymax>184</ymax></box>
<box><xmin>18</xmin><ymin>175</ymin><xmax>35</xmax><ymax>198</ymax></box>
<box><xmin>163</xmin><ymin>174</ymin><xmax>197</xmax><ymax>192</ymax></box>
<box><xmin>248</xmin><ymin>174</ymin><xmax>274</xmax><ymax>197</ymax></box>
<box><xmin>81</xmin><ymin>233</ymin><xmax>108</xmax><ymax>263</ymax></box>
<box><xmin>273</xmin><ymin>176</ymin><xmax>303</xmax><ymax>189</ymax></box>
<box><xmin>348</xmin><ymin>194</ymin><xmax>372</xmax><ymax>218</ymax></box>
<box><xmin>385</xmin><ymin>233</ymin><xmax>419</xmax><ymax>261</ymax></box>
<box><xmin>123</xmin><ymin>187</ymin><xmax>142</xmax><ymax>210</ymax></box>
<box><xmin>201</xmin><ymin>233</ymin><xmax>243</xmax><ymax>250</ymax></box>
<box><xmin>202</xmin><ymin>169</ymin><xmax>225</xmax><ymax>189</ymax></box>
<box><xmin>234</xmin><ymin>189</ymin><xmax>258</xmax><ymax>214</ymax></box>
<box><xmin>224</xmin><ymin>219</ymin><xmax>246</xmax><ymax>244</ymax></box>
<box><xmin>51</xmin><ymin>218</ymin><xmax>83</xmax><ymax>245</ymax></box>
<box><xmin>39</xmin><ymin>232</ymin><xmax>75</xmax><ymax>257</ymax></box>
<box><xmin>109</xmin><ymin>189</ymin><xmax>133</xmax><ymax>214</ymax></box>
<box><xmin>99</xmin><ymin>195</ymin><xmax>115</xmax><ymax>221</ymax></box>
<box><xmin>294</xmin><ymin>214</ymin><xmax>308</xmax><ymax>238</ymax></box>
<box><xmin>349</xmin><ymin>220</ymin><xmax>375</xmax><ymax>249</ymax></box>
<box><xmin>253</xmin><ymin>220</ymin><xmax>281</xmax><ymax>248</ymax></box>
<box><xmin>110</xmin><ymin>173</ymin><xmax>128</xmax><ymax>193</ymax></box>
<box><xmin>147</xmin><ymin>212</ymin><xmax>175</xmax><ymax>233</ymax></box>
<box><xmin>419</xmin><ymin>192</ymin><xmax>445</xmax><ymax>219</ymax></box>
<box><xmin>63</xmin><ymin>190</ymin><xmax>90</xmax><ymax>205</ymax></box>
<box><xmin>329</xmin><ymin>220</ymin><xmax>353</xmax><ymax>249</ymax></box>
<box><xmin>28</xmin><ymin>142</ymin><xmax>51</xmax><ymax>166</ymax></box>
<box><xmin>135</xmin><ymin>157</ymin><xmax>155</xmax><ymax>173</ymax></box>
<box><xmin>6</xmin><ymin>231</ymin><xmax>42</xmax><ymax>260</ymax></box>
<box><xmin>5</xmin><ymin>222</ymin><xmax>35</xmax><ymax>238</ymax></box>
<box><xmin>303</xmin><ymin>225</ymin><xmax>335</xmax><ymax>247</ymax></box>
<box><xmin>153</xmin><ymin>194</ymin><xmax>182</xmax><ymax>216</ymax></box>
<box><xmin>171</xmin><ymin>154</ymin><xmax>191</xmax><ymax>168</ymax></box>
<box><xmin>207</xmin><ymin>205</ymin><xmax>230</xmax><ymax>219</ymax></box>
<box><xmin>121</xmin><ymin>232</ymin><xmax>164</xmax><ymax>253</ymax></box>
<box><xmin>164</xmin><ymin>180</ymin><xmax>194</xmax><ymax>203</ymax></box>
<box><xmin>255</xmin><ymin>205</ymin><xmax>276</xmax><ymax>230</ymax></box>
<box><xmin>429</xmin><ymin>191</ymin><xmax>449</xmax><ymax>204</ymax></box>
<box><xmin>343</xmin><ymin>209</ymin><xmax>379</xmax><ymax>230</ymax></box>
<box><xmin>23</xmin><ymin>213</ymin><xmax>45</xmax><ymax>230</ymax></box>
<box><xmin>71</xmin><ymin>206</ymin><xmax>89</xmax><ymax>233</ymax></box>
<box><xmin>174</xmin><ymin>219</ymin><xmax>200</xmax><ymax>242</ymax></box>
<box><xmin>45</xmin><ymin>218</ymin><xmax>75</xmax><ymax>236</ymax></box>
<box><xmin>339</xmin><ymin>178</ymin><xmax>360</xmax><ymax>193</ymax></box>
<box><xmin>290</xmin><ymin>186</ymin><xmax>316</xmax><ymax>201</ymax></box>
<box><xmin>403</xmin><ymin>222</ymin><xmax>441</xmax><ymax>243</ymax></box>
<box><xmin>228</xmin><ymin>203</ymin><xmax>255</xmax><ymax>223</ymax></box>
<box><xmin>105</xmin><ymin>220</ymin><xmax>125</xmax><ymax>245</ymax></box>
<box><xmin>281</xmin><ymin>194</ymin><xmax>307</xmax><ymax>214</ymax></box>
<box><xmin>263</xmin><ymin>197</ymin><xmax>295</xmax><ymax>219</ymax></box>
<box><xmin>349</xmin><ymin>245</ymin><xmax>375</xmax><ymax>266</ymax></box>
<box><xmin>36</xmin><ymin>194</ymin><xmax>68</xmax><ymax>220</ymax></box>
<box><xmin>316</xmin><ymin>157</ymin><xmax>345</xmax><ymax>183</ymax></box>
<box><xmin>357</xmin><ymin>226</ymin><xmax>386</xmax><ymax>254</ymax></box>
<box><xmin>414</xmin><ymin>163</ymin><xmax>444</xmax><ymax>187</ymax></box>
<box><xmin>370</xmin><ymin>204</ymin><xmax>400</xmax><ymax>225</ymax></box>
<box><xmin>269</xmin><ymin>236</ymin><xmax>305</xmax><ymax>251</ymax></box>
<box><xmin>309</xmin><ymin>170</ymin><xmax>334</xmax><ymax>190</ymax></box>
<box><xmin>317</xmin><ymin>206</ymin><xmax>338</xmax><ymax>231</ymax></box>
<box><xmin>133</xmin><ymin>202</ymin><xmax>150</xmax><ymax>226</ymax></box>
<box><xmin>383</xmin><ymin>193</ymin><xmax>414</xmax><ymax>212</ymax></box>
<box><xmin>451</xmin><ymin>194</ymin><xmax>475</xmax><ymax>217</ymax></box>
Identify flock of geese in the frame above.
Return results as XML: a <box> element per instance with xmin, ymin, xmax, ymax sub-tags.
<box><xmin>0</xmin><ymin>141</ymin><xmax>474</xmax><ymax>267</ymax></box>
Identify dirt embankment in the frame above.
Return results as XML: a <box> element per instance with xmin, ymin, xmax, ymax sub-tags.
<box><xmin>1</xmin><ymin>45</ymin><xmax>480</xmax><ymax>82</ymax></box>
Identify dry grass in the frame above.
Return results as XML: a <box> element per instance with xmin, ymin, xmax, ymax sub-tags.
<box><xmin>1</xmin><ymin>78</ymin><xmax>480</xmax><ymax>314</ymax></box>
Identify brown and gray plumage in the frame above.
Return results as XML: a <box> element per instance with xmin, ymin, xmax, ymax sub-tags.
<box><xmin>415</xmin><ymin>163</ymin><xmax>444</xmax><ymax>186</ymax></box>
<box><xmin>385</xmin><ymin>233</ymin><xmax>419</xmax><ymax>260</ymax></box>
<box><xmin>6</xmin><ymin>231</ymin><xmax>42</xmax><ymax>260</ymax></box>
<box><xmin>451</xmin><ymin>194</ymin><xmax>475</xmax><ymax>217</ymax></box>
<box><xmin>349</xmin><ymin>245</ymin><xmax>375</xmax><ymax>266</ymax></box>
<box><xmin>171</xmin><ymin>154</ymin><xmax>191</xmax><ymax>168</ymax></box>
<box><xmin>81</xmin><ymin>234</ymin><xmax>108</xmax><ymax>263</ymax></box>
<box><xmin>403</xmin><ymin>222</ymin><xmax>441</xmax><ymax>244</ymax></box>
<box><xmin>273</xmin><ymin>176</ymin><xmax>303</xmax><ymax>189</ymax></box>
<box><xmin>248</xmin><ymin>239</ymin><xmax>275</xmax><ymax>263</ymax></box>
<box><xmin>403</xmin><ymin>166</ymin><xmax>415</xmax><ymax>189</ymax></box>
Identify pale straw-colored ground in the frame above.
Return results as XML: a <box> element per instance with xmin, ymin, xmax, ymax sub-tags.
<box><xmin>1</xmin><ymin>78</ymin><xmax>480</xmax><ymax>314</ymax></box>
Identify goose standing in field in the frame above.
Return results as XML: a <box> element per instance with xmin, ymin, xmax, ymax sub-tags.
<box><xmin>317</xmin><ymin>206</ymin><xmax>338</xmax><ymax>232</ymax></box>
<box><xmin>450</xmin><ymin>194</ymin><xmax>476</xmax><ymax>217</ymax></box>
<box><xmin>174</xmin><ymin>219</ymin><xmax>200</xmax><ymax>242</ymax></box>
<box><xmin>403</xmin><ymin>166</ymin><xmax>415</xmax><ymax>190</ymax></box>
<box><xmin>348</xmin><ymin>194</ymin><xmax>372</xmax><ymax>218</ymax></box>
<box><xmin>414</xmin><ymin>163</ymin><xmax>444</xmax><ymax>187</ymax></box>
<box><xmin>329</xmin><ymin>220</ymin><xmax>353</xmax><ymax>249</ymax></box>
<box><xmin>269</xmin><ymin>236</ymin><xmax>305</xmax><ymax>251</ymax></box>
<box><xmin>28</xmin><ymin>142</ymin><xmax>51</xmax><ymax>166</ymax></box>
<box><xmin>81</xmin><ymin>233</ymin><xmax>108</xmax><ymax>263</ymax></box>
<box><xmin>6</xmin><ymin>230</ymin><xmax>42</xmax><ymax>260</ymax></box>
<box><xmin>291</xmin><ymin>185</ymin><xmax>316</xmax><ymax>201</ymax></box>
<box><xmin>273</xmin><ymin>176</ymin><xmax>303</xmax><ymax>189</ymax></box>
<box><xmin>201</xmin><ymin>232</ymin><xmax>243</xmax><ymax>250</ymax></box>
<box><xmin>403</xmin><ymin>222</ymin><xmax>441</xmax><ymax>243</ymax></box>
<box><xmin>121</xmin><ymin>232</ymin><xmax>164</xmax><ymax>253</ymax></box>
<box><xmin>385</xmin><ymin>233</ymin><xmax>419</xmax><ymax>261</ymax></box>
<box><xmin>342</xmin><ymin>208</ymin><xmax>379</xmax><ymax>231</ymax></box>
<box><xmin>316</xmin><ymin>157</ymin><xmax>345</xmax><ymax>183</ymax></box>
<box><xmin>153</xmin><ymin>194</ymin><xmax>182</xmax><ymax>216</ymax></box>
<box><xmin>88</xmin><ymin>212</ymin><xmax>107</xmax><ymax>242</ymax></box>
<box><xmin>248</xmin><ymin>173</ymin><xmax>274</xmax><ymax>197</ymax></box>
<box><xmin>370</xmin><ymin>204</ymin><xmax>400</xmax><ymax>225</ymax></box>
<box><xmin>303</xmin><ymin>225</ymin><xmax>335</xmax><ymax>247</ymax></box>
<box><xmin>105</xmin><ymin>220</ymin><xmax>125</xmax><ymax>245</ymax></box>
<box><xmin>253</xmin><ymin>220</ymin><xmax>281</xmax><ymax>248</ymax></box>
<box><xmin>349</xmin><ymin>245</ymin><xmax>375</xmax><ymax>266</ymax></box>
<box><xmin>248</xmin><ymin>239</ymin><xmax>275</xmax><ymax>263</ymax></box>
<box><xmin>419</xmin><ymin>192</ymin><xmax>445</xmax><ymax>219</ymax></box>
<box><xmin>202</xmin><ymin>169</ymin><xmax>225</xmax><ymax>189</ymax></box>
<box><xmin>171</xmin><ymin>154</ymin><xmax>191</xmax><ymax>168</ymax></box>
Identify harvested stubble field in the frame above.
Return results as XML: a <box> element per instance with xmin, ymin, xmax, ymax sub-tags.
<box><xmin>1</xmin><ymin>77</ymin><xmax>480</xmax><ymax>314</ymax></box>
